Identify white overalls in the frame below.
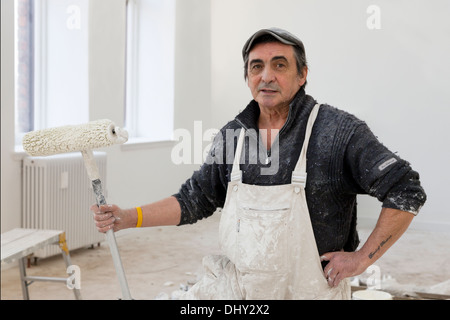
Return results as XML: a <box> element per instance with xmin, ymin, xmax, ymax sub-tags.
<box><xmin>182</xmin><ymin>104</ymin><xmax>350</xmax><ymax>300</ymax></box>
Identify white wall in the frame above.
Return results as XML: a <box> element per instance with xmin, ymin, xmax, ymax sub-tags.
<box><xmin>2</xmin><ymin>0</ymin><xmax>449</xmax><ymax>234</ymax></box>
<box><xmin>210</xmin><ymin>0</ymin><xmax>450</xmax><ymax>231</ymax></box>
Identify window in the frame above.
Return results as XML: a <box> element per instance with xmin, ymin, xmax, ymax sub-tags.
<box><xmin>15</xmin><ymin>0</ymin><xmax>89</xmax><ymax>147</ymax></box>
<box><xmin>15</xmin><ymin>0</ymin><xmax>34</xmax><ymax>143</ymax></box>
<box><xmin>125</xmin><ymin>0</ymin><xmax>176</xmax><ymax>142</ymax></box>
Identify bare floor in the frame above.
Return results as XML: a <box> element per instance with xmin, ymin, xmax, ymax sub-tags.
<box><xmin>2</xmin><ymin>213</ymin><xmax>450</xmax><ymax>300</ymax></box>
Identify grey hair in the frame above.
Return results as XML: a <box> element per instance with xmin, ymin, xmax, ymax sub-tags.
<box><xmin>243</xmin><ymin>34</ymin><xmax>308</xmax><ymax>89</ymax></box>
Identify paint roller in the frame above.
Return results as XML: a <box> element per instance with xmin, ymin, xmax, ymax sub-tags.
<box><xmin>22</xmin><ymin>119</ymin><xmax>132</xmax><ymax>300</ymax></box>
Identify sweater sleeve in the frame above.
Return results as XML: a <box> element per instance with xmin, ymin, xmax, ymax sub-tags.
<box><xmin>173</xmin><ymin>128</ymin><xmax>230</xmax><ymax>225</ymax></box>
<box><xmin>344</xmin><ymin>122</ymin><xmax>426</xmax><ymax>215</ymax></box>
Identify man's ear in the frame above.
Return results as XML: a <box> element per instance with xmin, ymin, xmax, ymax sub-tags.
<box><xmin>299</xmin><ymin>66</ymin><xmax>308</xmax><ymax>86</ymax></box>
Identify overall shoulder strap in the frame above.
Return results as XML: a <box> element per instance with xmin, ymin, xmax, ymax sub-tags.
<box><xmin>292</xmin><ymin>104</ymin><xmax>321</xmax><ymax>187</ymax></box>
<box><xmin>230</xmin><ymin>128</ymin><xmax>246</xmax><ymax>181</ymax></box>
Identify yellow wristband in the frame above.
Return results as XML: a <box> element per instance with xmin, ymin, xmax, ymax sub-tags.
<box><xmin>136</xmin><ymin>207</ymin><xmax>143</xmax><ymax>228</ymax></box>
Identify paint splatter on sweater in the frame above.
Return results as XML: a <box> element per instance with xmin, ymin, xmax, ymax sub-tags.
<box><xmin>173</xmin><ymin>88</ymin><xmax>427</xmax><ymax>255</ymax></box>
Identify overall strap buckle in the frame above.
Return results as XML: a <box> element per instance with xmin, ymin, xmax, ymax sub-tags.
<box><xmin>231</xmin><ymin>171</ymin><xmax>242</xmax><ymax>182</ymax></box>
<box><xmin>292</xmin><ymin>172</ymin><xmax>307</xmax><ymax>187</ymax></box>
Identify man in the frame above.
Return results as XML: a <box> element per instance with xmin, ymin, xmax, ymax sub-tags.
<box><xmin>92</xmin><ymin>28</ymin><xmax>426</xmax><ymax>299</ymax></box>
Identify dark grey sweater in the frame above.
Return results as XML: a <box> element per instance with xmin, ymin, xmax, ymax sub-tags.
<box><xmin>174</xmin><ymin>88</ymin><xmax>426</xmax><ymax>255</ymax></box>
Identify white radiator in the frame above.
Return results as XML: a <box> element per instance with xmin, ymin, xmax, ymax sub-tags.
<box><xmin>21</xmin><ymin>152</ymin><xmax>106</xmax><ymax>258</ymax></box>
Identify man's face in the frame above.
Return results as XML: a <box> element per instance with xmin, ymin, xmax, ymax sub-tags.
<box><xmin>247</xmin><ymin>42</ymin><xmax>307</xmax><ymax>111</ymax></box>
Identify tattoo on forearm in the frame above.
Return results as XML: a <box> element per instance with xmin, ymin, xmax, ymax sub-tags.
<box><xmin>368</xmin><ymin>235</ymin><xmax>392</xmax><ymax>259</ymax></box>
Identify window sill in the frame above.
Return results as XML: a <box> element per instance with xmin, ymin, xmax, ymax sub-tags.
<box><xmin>13</xmin><ymin>138</ymin><xmax>176</xmax><ymax>161</ymax></box>
<box><xmin>120</xmin><ymin>137</ymin><xmax>176</xmax><ymax>151</ymax></box>
<box><xmin>13</xmin><ymin>146</ymin><xmax>27</xmax><ymax>161</ymax></box>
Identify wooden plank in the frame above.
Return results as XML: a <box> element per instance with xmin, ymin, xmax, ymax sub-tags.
<box><xmin>1</xmin><ymin>228</ymin><xmax>64</xmax><ymax>264</ymax></box>
<box><xmin>1</xmin><ymin>228</ymin><xmax>36</xmax><ymax>245</ymax></box>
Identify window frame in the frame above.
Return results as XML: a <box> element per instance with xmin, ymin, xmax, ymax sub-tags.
<box><xmin>15</xmin><ymin>0</ymin><xmax>90</xmax><ymax>149</ymax></box>
<box><xmin>123</xmin><ymin>0</ymin><xmax>176</xmax><ymax>146</ymax></box>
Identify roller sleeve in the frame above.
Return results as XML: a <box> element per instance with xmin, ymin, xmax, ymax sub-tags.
<box><xmin>22</xmin><ymin>119</ymin><xmax>128</xmax><ymax>156</ymax></box>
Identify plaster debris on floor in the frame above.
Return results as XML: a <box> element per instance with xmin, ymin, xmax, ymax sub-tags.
<box><xmin>2</xmin><ymin>213</ymin><xmax>449</xmax><ymax>300</ymax></box>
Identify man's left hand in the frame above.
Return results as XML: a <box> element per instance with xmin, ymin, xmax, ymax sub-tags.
<box><xmin>321</xmin><ymin>251</ymin><xmax>367</xmax><ymax>287</ymax></box>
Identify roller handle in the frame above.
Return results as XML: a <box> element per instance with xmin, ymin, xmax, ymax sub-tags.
<box><xmin>92</xmin><ymin>179</ymin><xmax>133</xmax><ymax>300</ymax></box>
<box><xmin>83</xmin><ymin>151</ymin><xmax>133</xmax><ymax>300</ymax></box>
<box><xmin>92</xmin><ymin>179</ymin><xmax>107</xmax><ymax>206</ymax></box>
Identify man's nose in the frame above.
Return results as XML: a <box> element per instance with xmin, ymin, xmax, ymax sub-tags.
<box><xmin>261</xmin><ymin>67</ymin><xmax>275</xmax><ymax>83</ymax></box>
